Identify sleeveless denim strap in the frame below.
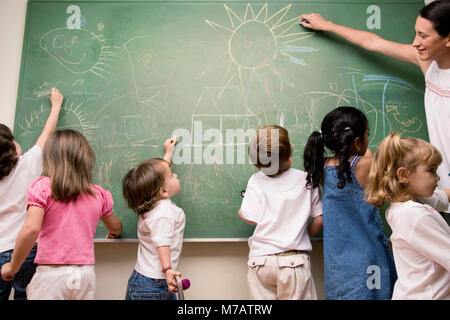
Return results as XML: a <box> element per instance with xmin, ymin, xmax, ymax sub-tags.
<box><xmin>349</xmin><ymin>155</ymin><xmax>361</xmax><ymax>169</ymax></box>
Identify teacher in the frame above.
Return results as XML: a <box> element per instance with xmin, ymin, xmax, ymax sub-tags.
<box><xmin>301</xmin><ymin>0</ymin><xmax>450</xmax><ymax>192</ymax></box>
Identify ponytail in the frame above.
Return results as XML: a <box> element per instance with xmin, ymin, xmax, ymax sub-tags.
<box><xmin>304</xmin><ymin>130</ymin><xmax>325</xmax><ymax>189</ymax></box>
<box><xmin>366</xmin><ymin>133</ymin><xmax>404</xmax><ymax>207</ymax></box>
<box><xmin>304</xmin><ymin>106</ymin><xmax>369</xmax><ymax>189</ymax></box>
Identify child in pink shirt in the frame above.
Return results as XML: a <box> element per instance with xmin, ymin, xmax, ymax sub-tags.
<box><xmin>1</xmin><ymin>129</ymin><xmax>122</xmax><ymax>300</ymax></box>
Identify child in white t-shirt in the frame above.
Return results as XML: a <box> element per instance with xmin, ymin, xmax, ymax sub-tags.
<box><xmin>239</xmin><ymin>126</ymin><xmax>323</xmax><ymax>300</ymax></box>
<box><xmin>366</xmin><ymin>133</ymin><xmax>450</xmax><ymax>299</ymax></box>
<box><xmin>122</xmin><ymin>137</ymin><xmax>184</xmax><ymax>300</ymax></box>
<box><xmin>0</xmin><ymin>88</ymin><xmax>62</xmax><ymax>300</ymax></box>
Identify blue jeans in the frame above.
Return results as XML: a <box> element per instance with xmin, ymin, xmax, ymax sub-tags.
<box><xmin>0</xmin><ymin>245</ymin><xmax>37</xmax><ymax>300</ymax></box>
<box><xmin>125</xmin><ymin>269</ymin><xmax>176</xmax><ymax>300</ymax></box>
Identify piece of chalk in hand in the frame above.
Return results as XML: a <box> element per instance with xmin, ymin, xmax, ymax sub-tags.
<box><xmin>298</xmin><ymin>19</ymin><xmax>309</xmax><ymax>25</ymax></box>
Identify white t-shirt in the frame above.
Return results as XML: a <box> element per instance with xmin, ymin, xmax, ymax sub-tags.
<box><xmin>386</xmin><ymin>201</ymin><xmax>450</xmax><ymax>300</ymax></box>
<box><xmin>240</xmin><ymin>168</ymin><xmax>323</xmax><ymax>257</ymax></box>
<box><xmin>425</xmin><ymin>61</ymin><xmax>450</xmax><ymax>196</ymax></box>
<box><xmin>0</xmin><ymin>145</ymin><xmax>42</xmax><ymax>252</ymax></box>
<box><xmin>134</xmin><ymin>199</ymin><xmax>185</xmax><ymax>279</ymax></box>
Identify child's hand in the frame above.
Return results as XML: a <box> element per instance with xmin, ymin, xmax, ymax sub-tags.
<box><xmin>1</xmin><ymin>262</ymin><xmax>17</xmax><ymax>281</ymax></box>
<box><xmin>163</xmin><ymin>136</ymin><xmax>177</xmax><ymax>163</ymax></box>
<box><xmin>165</xmin><ymin>269</ymin><xmax>181</xmax><ymax>293</ymax></box>
<box><xmin>106</xmin><ymin>232</ymin><xmax>120</xmax><ymax>239</ymax></box>
<box><xmin>50</xmin><ymin>87</ymin><xmax>63</xmax><ymax>109</ymax></box>
<box><xmin>164</xmin><ymin>136</ymin><xmax>177</xmax><ymax>153</ymax></box>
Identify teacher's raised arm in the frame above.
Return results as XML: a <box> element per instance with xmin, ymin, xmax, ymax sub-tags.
<box><xmin>300</xmin><ymin>0</ymin><xmax>450</xmax><ymax>75</ymax></box>
<box><xmin>302</xmin><ymin>0</ymin><xmax>450</xmax><ymax>201</ymax></box>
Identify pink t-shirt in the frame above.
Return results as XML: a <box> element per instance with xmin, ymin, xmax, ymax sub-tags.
<box><xmin>27</xmin><ymin>176</ymin><xmax>113</xmax><ymax>265</ymax></box>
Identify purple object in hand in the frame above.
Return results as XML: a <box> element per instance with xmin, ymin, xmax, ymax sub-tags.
<box><xmin>182</xmin><ymin>278</ymin><xmax>190</xmax><ymax>290</ymax></box>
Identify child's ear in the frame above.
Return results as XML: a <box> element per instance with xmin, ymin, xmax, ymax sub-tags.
<box><xmin>351</xmin><ymin>137</ymin><xmax>362</xmax><ymax>153</ymax></box>
<box><xmin>159</xmin><ymin>186</ymin><xmax>169</xmax><ymax>198</ymax></box>
<box><xmin>396</xmin><ymin>167</ymin><xmax>410</xmax><ymax>184</ymax></box>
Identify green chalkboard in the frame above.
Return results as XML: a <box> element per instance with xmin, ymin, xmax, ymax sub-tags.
<box><xmin>14</xmin><ymin>0</ymin><xmax>427</xmax><ymax>239</ymax></box>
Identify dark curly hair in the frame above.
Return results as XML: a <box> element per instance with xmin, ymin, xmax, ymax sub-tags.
<box><xmin>303</xmin><ymin>107</ymin><xmax>368</xmax><ymax>189</ymax></box>
<box><xmin>0</xmin><ymin>124</ymin><xmax>18</xmax><ymax>181</ymax></box>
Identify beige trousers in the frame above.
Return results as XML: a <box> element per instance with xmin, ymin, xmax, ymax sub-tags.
<box><xmin>27</xmin><ymin>265</ymin><xmax>96</xmax><ymax>300</ymax></box>
<box><xmin>247</xmin><ymin>253</ymin><xmax>318</xmax><ymax>300</ymax></box>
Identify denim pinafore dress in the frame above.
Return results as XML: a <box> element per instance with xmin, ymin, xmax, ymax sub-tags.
<box><xmin>322</xmin><ymin>156</ymin><xmax>397</xmax><ymax>300</ymax></box>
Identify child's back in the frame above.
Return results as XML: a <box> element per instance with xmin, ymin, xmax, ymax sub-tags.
<box><xmin>27</xmin><ymin>176</ymin><xmax>113</xmax><ymax>265</ymax></box>
<box><xmin>322</xmin><ymin>155</ymin><xmax>397</xmax><ymax>299</ymax></box>
<box><xmin>242</xmin><ymin>168</ymin><xmax>322</xmax><ymax>257</ymax></box>
<box><xmin>386</xmin><ymin>200</ymin><xmax>450</xmax><ymax>299</ymax></box>
<box><xmin>0</xmin><ymin>145</ymin><xmax>42</xmax><ymax>254</ymax></box>
<box><xmin>303</xmin><ymin>107</ymin><xmax>397</xmax><ymax>300</ymax></box>
<box><xmin>135</xmin><ymin>198</ymin><xmax>185</xmax><ymax>281</ymax></box>
<box><xmin>1</xmin><ymin>129</ymin><xmax>122</xmax><ymax>300</ymax></box>
<box><xmin>240</xmin><ymin>126</ymin><xmax>323</xmax><ymax>300</ymax></box>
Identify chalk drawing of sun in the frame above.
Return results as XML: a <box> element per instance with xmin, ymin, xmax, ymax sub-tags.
<box><xmin>201</xmin><ymin>3</ymin><xmax>316</xmax><ymax>97</ymax></box>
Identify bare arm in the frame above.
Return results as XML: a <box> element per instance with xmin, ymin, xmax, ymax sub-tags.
<box><xmin>163</xmin><ymin>136</ymin><xmax>177</xmax><ymax>163</ymax></box>
<box><xmin>158</xmin><ymin>246</ymin><xmax>181</xmax><ymax>293</ymax></box>
<box><xmin>300</xmin><ymin>13</ymin><xmax>421</xmax><ymax>69</ymax></box>
<box><xmin>417</xmin><ymin>189</ymin><xmax>450</xmax><ymax>212</ymax></box>
<box><xmin>35</xmin><ymin>88</ymin><xmax>63</xmax><ymax>150</ymax></box>
<box><xmin>1</xmin><ymin>206</ymin><xmax>44</xmax><ymax>281</ymax></box>
<box><xmin>354</xmin><ymin>148</ymin><xmax>374</xmax><ymax>189</ymax></box>
<box><xmin>101</xmin><ymin>213</ymin><xmax>123</xmax><ymax>238</ymax></box>
<box><xmin>308</xmin><ymin>215</ymin><xmax>323</xmax><ymax>237</ymax></box>
<box><xmin>238</xmin><ymin>208</ymin><xmax>257</xmax><ymax>225</ymax></box>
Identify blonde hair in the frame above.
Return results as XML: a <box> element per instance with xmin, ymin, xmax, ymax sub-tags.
<box><xmin>43</xmin><ymin>130</ymin><xmax>96</xmax><ymax>201</ymax></box>
<box><xmin>365</xmin><ymin>133</ymin><xmax>442</xmax><ymax>207</ymax></box>
<box><xmin>122</xmin><ymin>158</ymin><xmax>168</xmax><ymax>215</ymax></box>
<box><xmin>248</xmin><ymin>125</ymin><xmax>292</xmax><ymax>177</ymax></box>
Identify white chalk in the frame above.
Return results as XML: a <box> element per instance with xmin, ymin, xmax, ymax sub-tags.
<box><xmin>34</xmin><ymin>89</ymin><xmax>52</xmax><ymax>98</ymax></box>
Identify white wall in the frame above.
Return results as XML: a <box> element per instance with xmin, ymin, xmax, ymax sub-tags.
<box><xmin>0</xmin><ymin>0</ymin><xmax>325</xmax><ymax>300</ymax></box>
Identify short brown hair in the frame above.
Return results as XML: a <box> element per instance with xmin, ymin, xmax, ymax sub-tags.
<box><xmin>43</xmin><ymin>130</ymin><xmax>96</xmax><ymax>201</ymax></box>
<box><xmin>248</xmin><ymin>125</ymin><xmax>292</xmax><ymax>177</ymax></box>
<box><xmin>122</xmin><ymin>158</ymin><xmax>169</xmax><ymax>215</ymax></box>
<box><xmin>0</xmin><ymin>124</ymin><xmax>18</xmax><ymax>180</ymax></box>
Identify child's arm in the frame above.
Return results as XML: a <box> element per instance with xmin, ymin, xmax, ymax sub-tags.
<box><xmin>238</xmin><ymin>208</ymin><xmax>257</xmax><ymax>225</ymax></box>
<box><xmin>354</xmin><ymin>148</ymin><xmax>373</xmax><ymax>189</ymax></box>
<box><xmin>308</xmin><ymin>215</ymin><xmax>323</xmax><ymax>238</ymax></box>
<box><xmin>0</xmin><ymin>206</ymin><xmax>44</xmax><ymax>281</ymax></box>
<box><xmin>35</xmin><ymin>88</ymin><xmax>63</xmax><ymax>150</ymax></box>
<box><xmin>101</xmin><ymin>213</ymin><xmax>123</xmax><ymax>239</ymax></box>
<box><xmin>410</xmin><ymin>213</ymin><xmax>450</xmax><ymax>271</ymax></box>
<box><xmin>163</xmin><ymin>136</ymin><xmax>177</xmax><ymax>163</ymax></box>
<box><xmin>417</xmin><ymin>189</ymin><xmax>450</xmax><ymax>212</ymax></box>
<box><xmin>158</xmin><ymin>246</ymin><xmax>181</xmax><ymax>293</ymax></box>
